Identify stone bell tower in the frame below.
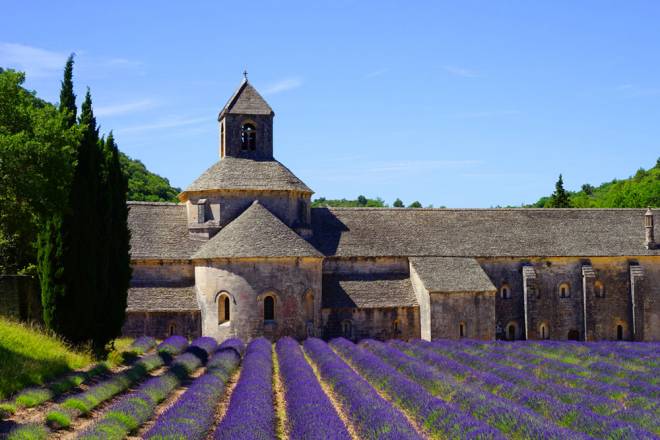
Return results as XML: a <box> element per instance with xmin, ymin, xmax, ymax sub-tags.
<box><xmin>218</xmin><ymin>73</ymin><xmax>274</xmax><ymax>160</ymax></box>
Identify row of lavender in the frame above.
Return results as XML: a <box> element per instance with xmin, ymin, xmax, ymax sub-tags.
<box><xmin>143</xmin><ymin>337</ymin><xmax>657</xmax><ymax>440</ymax></box>
<box><xmin>7</xmin><ymin>336</ymin><xmax>656</xmax><ymax>440</ymax></box>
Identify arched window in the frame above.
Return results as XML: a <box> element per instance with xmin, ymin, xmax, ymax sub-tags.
<box><xmin>304</xmin><ymin>291</ymin><xmax>314</xmax><ymax>321</ymax></box>
<box><xmin>559</xmin><ymin>283</ymin><xmax>570</xmax><ymax>298</ymax></box>
<box><xmin>506</xmin><ymin>322</ymin><xmax>518</xmax><ymax>340</ymax></box>
<box><xmin>594</xmin><ymin>281</ymin><xmax>605</xmax><ymax>298</ymax></box>
<box><xmin>459</xmin><ymin>322</ymin><xmax>466</xmax><ymax>338</ymax></box>
<box><xmin>500</xmin><ymin>284</ymin><xmax>511</xmax><ymax>299</ymax></box>
<box><xmin>168</xmin><ymin>323</ymin><xmax>177</xmax><ymax>336</ymax></box>
<box><xmin>616</xmin><ymin>324</ymin><xmax>624</xmax><ymax>340</ymax></box>
<box><xmin>341</xmin><ymin>320</ymin><xmax>352</xmax><ymax>338</ymax></box>
<box><xmin>263</xmin><ymin>295</ymin><xmax>275</xmax><ymax>321</ymax></box>
<box><xmin>218</xmin><ymin>293</ymin><xmax>230</xmax><ymax>324</ymax></box>
<box><xmin>241</xmin><ymin>122</ymin><xmax>256</xmax><ymax>151</ymax></box>
<box><xmin>393</xmin><ymin>319</ymin><xmax>400</xmax><ymax>334</ymax></box>
<box><xmin>539</xmin><ymin>323</ymin><xmax>549</xmax><ymax>340</ymax></box>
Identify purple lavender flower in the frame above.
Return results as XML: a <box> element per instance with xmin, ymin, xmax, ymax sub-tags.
<box><xmin>363</xmin><ymin>339</ymin><xmax>588</xmax><ymax>439</ymax></box>
<box><xmin>303</xmin><ymin>337</ymin><xmax>421</xmax><ymax>440</ymax></box>
<box><xmin>331</xmin><ymin>338</ymin><xmax>504</xmax><ymax>439</ymax></box>
<box><xmin>157</xmin><ymin>335</ymin><xmax>189</xmax><ymax>356</ymax></box>
<box><xmin>145</xmin><ymin>349</ymin><xmax>241</xmax><ymax>439</ymax></box>
<box><xmin>187</xmin><ymin>336</ymin><xmax>218</xmax><ymax>363</ymax></box>
<box><xmin>276</xmin><ymin>337</ymin><xmax>351</xmax><ymax>440</ymax></box>
<box><xmin>79</xmin><ymin>349</ymin><xmax>206</xmax><ymax>439</ymax></box>
<box><xmin>128</xmin><ymin>336</ymin><xmax>157</xmax><ymax>354</ymax></box>
<box><xmin>214</xmin><ymin>337</ymin><xmax>276</xmax><ymax>440</ymax></box>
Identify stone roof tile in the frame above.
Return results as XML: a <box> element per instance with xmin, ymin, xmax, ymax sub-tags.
<box><xmin>192</xmin><ymin>201</ymin><xmax>322</xmax><ymax>259</ymax></box>
<box><xmin>411</xmin><ymin>257</ymin><xmax>496</xmax><ymax>293</ymax></box>
<box><xmin>311</xmin><ymin>208</ymin><xmax>660</xmax><ymax>257</ymax></box>
<box><xmin>219</xmin><ymin>80</ymin><xmax>273</xmax><ymax>118</ymax></box>
<box><xmin>126</xmin><ymin>285</ymin><xmax>199</xmax><ymax>312</ymax></box>
<box><xmin>128</xmin><ymin>202</ymin><xmax>202</xmax><ymax>260</ymax></box>
<box><xmin>183</xmin><ymin>157</ymin><xmax>312</xmax><ymax>194</ymax></box>
<box><xmin>322</xmin><ymin>273</ymin><xmax>417</xmax><ymax>308</ymax></box>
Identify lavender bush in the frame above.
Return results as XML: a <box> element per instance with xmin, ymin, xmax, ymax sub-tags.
<box><xmin>364</xmin><ymin>339</ymin><xmax>588</xmax><ymax>440</ymax></box>
<box><xmin>157</xmin><ymin>335</ymin><xmax>189</xmax><ymax>357</ymax></box>
<box><xmin>79</xmin><ymin>347</ymin><xmax>208</xmax><ymax>439</ymax></box>
<box><xmin>214</xmin><ymin>337</ymin><xmax>276</xmax><ymax>440</ymax></box>
<box><xmin>407</xmin><ymin>340</ymin><xmax>657</xmax><ymax>438</ymax></box>
<box><xmin>276</xmin><ymin>337</ymin><xmax>351</xmax><ymax>440</ymax></box>
<box><xmin>127</xmin><ymin>336</ymin><xmax>157</xmax><ymax>355</ymax></box>
<box><xmin>145</xmin><ymin>348</ymin><xmax>241</xmax><ymax>439</ymax></box>
<box><xmin>45</xmin><ymin>352</ymin><xmax>166</xmax><ymax>429</ymax></box>
<box><xmin>303</xmin><ymin>337</ymin><xmax>421</xmax><ymax>440</ymax></box>
<box><xmin>331</xmin><ymin>338</ymin><xmax>503</xmax><ymax>440</ymax></box>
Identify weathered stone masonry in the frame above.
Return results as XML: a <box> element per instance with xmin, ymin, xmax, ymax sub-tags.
<box><xmin>121</xmin><ymin>78</ymin><xmax>660</xmax><ymax>342</ymax></box>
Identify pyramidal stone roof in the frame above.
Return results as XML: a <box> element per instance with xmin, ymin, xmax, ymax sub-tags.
<box><xmin>411</xmin><ymin>257</ymin><xmax>496</xmax><ymax>293</ymax></box>
<box><xmin>183</xmin><ymin>157</ymin><xmax>312</xmax><ymax>195</ymax></box>
<box><xmin>219</xmin><ymin>79</ymin><xmax>273</xmax><ymax>119</ymax></box>
<box><xmin>192</xmin><ymin>200</ymin><xmax>322</xmax><ymax>259</ymax></box>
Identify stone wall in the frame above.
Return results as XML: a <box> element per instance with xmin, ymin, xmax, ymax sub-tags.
<box><xmin>429</xmin><ymin>291</ymin><xmax>495</xmax><ymax>340</ymax></box>
<box><xmin>122</xmin><ymin>311</ymin><xmax>201</xmax><ymax>339</ymax></box>
<box><xmin>478</xmin><ymin>256</ymin><xmax>660</xmax><ymax>341</ymax></box>
<box><xmin>321</xmin><ymin>306</ymin><xmax>420</xmax><ymax>341</ymax></box>
<box><xmin>194</xmin><ymin>257</ymin><xmax>322</xmax><ymax>342</ymax></box>
<box><xmin>221</xmin><ymin>113</ymin><xmax>273</xmax><ymax>160</ymax></box>
<box><xmin>130</xmin><ymin>262</ymin><xmax>194</xmax><ymax>285</ymax></box>
<box><xmin>0</xmin><ymin>275</ymin><xmax>41</xmax><ymax>323</ymax></box>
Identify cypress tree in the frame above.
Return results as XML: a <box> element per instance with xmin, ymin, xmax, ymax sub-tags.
<box><xmin>549</xmin><ymin>174</ymin><xmax>572</xmax><ymax>208</ymax></box>
<box><xmin>68</xmin><ymin>89</ymin><xmax>104</xmax><ymax>345</ymax></box>
<box><xmin>37</xmin><ymin>215</ymin><xmax>66</xmax><ymax>332</ymax></box>
<box><xmin>39</xmin><ymin>57</ymin><xmax>78</xmax><ymax>335</ymax></box>
<box><xmin>59</xmin><ymin>54</ymin><xmax>77</xmax><ymax>128</ymax></box>
<box><xmin>94</xmin><ymin>133</ymin><xmax>131</xmax><ymax>350</ymax></box>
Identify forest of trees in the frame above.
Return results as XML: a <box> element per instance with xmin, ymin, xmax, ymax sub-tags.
<box><xmin>1</xmin><ymin>59</ymin><xmax>131</xmax><ymax>352</ymax></box>
<box><xmin>532</xmin><ymin>160</ymin><xmax>660</xmax><ymax>208</ymax></box>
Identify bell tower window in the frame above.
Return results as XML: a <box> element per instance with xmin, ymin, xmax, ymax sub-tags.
<box><xmin>241</xmin><ymin>123</ymin><xmax>256</xmax><ymax>151</ymax></box>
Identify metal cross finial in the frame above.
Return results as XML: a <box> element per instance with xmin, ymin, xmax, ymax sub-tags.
<box><xmin>243</xmin><ymin>70</ymin><xmax>248</xmax><ymax>80</ymax></box>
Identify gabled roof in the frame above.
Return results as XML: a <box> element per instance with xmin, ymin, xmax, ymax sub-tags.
<box><xmin>192</xmin><ymin>201</ymin><xmax>322</xmax><ymax>259</ymax></box>
<box><xmin>219</xmin><ymin>79</ymin><xmax>273</xmax><ymax>119</ymax></box>
<box><xmin>410</xmin><ymin>257</ymin><xmax>496</xmax><ymax>293</ymax></box>
<box><xmin>311</xmin><ymin>208</ymin><xmax>660</xmax><ymax>257</ymax></box>
<box><xmin>322</xmin><ymin>273</ymin><xmax>417</xmax><ymax>309</ymax></box>
<box><xmin>128</xmin><ymin>202</ymin><xmax>203</xmax><ymax>260</ymax></box>
<box><xmin>182</xmin><ymin>157</ymin><xmax>312</xmax><ymax>197</ymax></box>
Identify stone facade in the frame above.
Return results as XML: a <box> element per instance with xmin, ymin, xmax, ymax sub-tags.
<box><xmin>122</xmin><ymin>78</ymin><xmax>660</xmax><ymax>343</ymax></box>
<box><xmin>195</xmin><ymin>257</ymin><xmax>322</xmax><ymax>341</ymax></box>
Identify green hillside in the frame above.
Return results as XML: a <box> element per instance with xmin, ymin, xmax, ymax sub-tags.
<box><xmin>0</xmin><ymin>318</ymin><xmax>93</xmax><ymax>398</ymax></box>
<box><xmin>532</xmin><ymin>159</ymin><xmax>660</xmax><ymax>208</ymax></box>
<box><xmin>119</xmin><ymin>153</ymin><xmax>180</xmax><ymax>202</ymax></box>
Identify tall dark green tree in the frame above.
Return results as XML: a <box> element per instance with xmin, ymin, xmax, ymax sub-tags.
<box><xmin>40</xmin><ymin>89</ymin><xmax>105</xmax><ymax>346</ymax></box>
<box><xmin>393</xmin><ymin>198</ymin><xmax>404</xmax><ymax>208</ymax></box>
<box><xmin>94</xmin><ymin>132</ymin><xmax>131</xmax><ymax>349</ymax></box>
<box><xmin>39</xmin><ymin>55</ymin><xmax>78</xmax><ymax>332</ymax></box>
<box><xmin>59</xmin><ymin>54</ymin><xmax>77</xmax><ymax>128</ymax></box>
<box><xmin>549</xmin><ymin>174</ymin><xmax>572</xmax><ymax>208</ymax></box>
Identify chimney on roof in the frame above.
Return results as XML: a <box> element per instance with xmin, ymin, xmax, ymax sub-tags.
<box><xmin>645</xmin><ymin>208</ymin><xmax>655</xmax><ymax>249</ymax></box>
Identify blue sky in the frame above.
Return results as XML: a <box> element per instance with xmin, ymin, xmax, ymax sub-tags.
<box><xmin>1</xmin><ymin>1</ymin><xmax>659</xmax><ymax>207</ymax></box>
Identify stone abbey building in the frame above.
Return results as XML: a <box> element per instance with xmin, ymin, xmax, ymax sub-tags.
<box><xmin>123</xmin><ymin>79</ymin><xmax>660</xmax><ymax>343</ymax></box>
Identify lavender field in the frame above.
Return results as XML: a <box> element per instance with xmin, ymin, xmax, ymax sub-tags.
<box><xmin>2</xmin><ymin>338</ymin><xmax>658</xmax><ymax>440</ymax></box>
